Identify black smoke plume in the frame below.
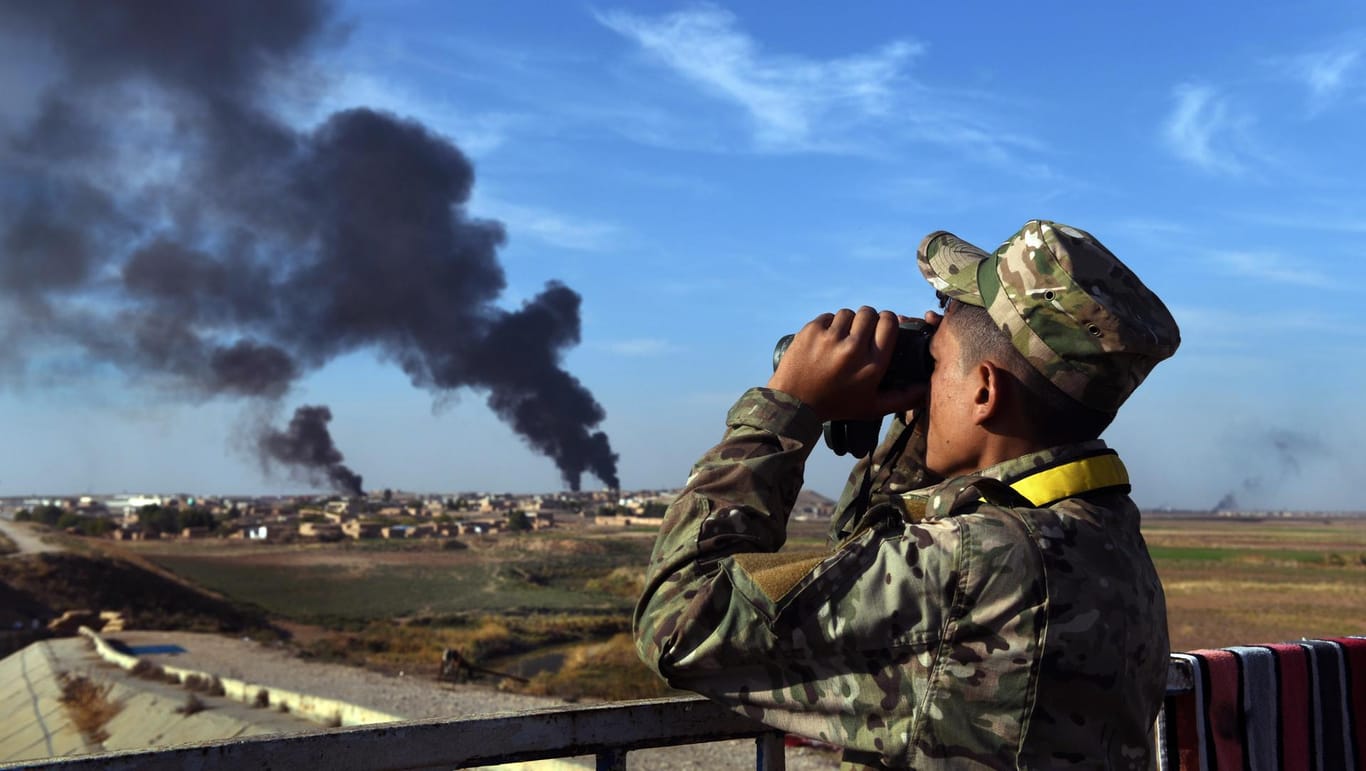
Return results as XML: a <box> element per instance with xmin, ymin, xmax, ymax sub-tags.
<box><xmin>260</xmin><ymin>406</ymin><xmax>363</xmax><ymax>496</ymax></box>
<box><xmin>1210</xmin><ymin>428</ymin><xmax>1326</xmax><ymax>512</ymax></box>
<box><xmin>0</xmin><ymin>0</ymin><xmax>618</xmax><ymax>490</ymax></box>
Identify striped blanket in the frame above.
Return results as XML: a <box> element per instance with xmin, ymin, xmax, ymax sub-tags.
<box><xmin>1155</xmin><ymin>637</ymin><xmax>1365</xmax><ymax>770</ymax></box>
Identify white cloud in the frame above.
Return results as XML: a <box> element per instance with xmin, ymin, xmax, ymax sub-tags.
<box><xmin>1240</xmin><ymin>209</ymin><xmax>1366</xmax><ymax>234</ymax></box>
<box><xmin>1207</xmin><ymin>250</ymin><xmax>1337</xmax><ymax>290</ymax></box>
<box><xmin>1109</xmin><ymin>218</ymin><xmax>1193</xmax><ymax>237</ymax></box>
<box><xmin>1169</xmin><ymin>305</ymin><xmax>1364</xmax><ymax>349</ymax></box>
<box><xmin>473</xmin><ymin>196</ymin><xmax>625</xmax><ymax>253</ymax></box>
<box><xmin>1291</xmin><ymin>48</ymin><xmax>1361</xmax><ymax>111</ymax></box>
<box><xmin>1162</xmin><ymin>83</ymin><xmax>1251</xmax><ymax>175</ymax></box>
<box><xmin>597</xmin><ymin>338</ymin><xmax>681</xmax><ymax>356</ymax></box>
<box><xmin>596</xmin><ymin>5</ymin><xmax>921</xmax><ymax>152</ymax></box>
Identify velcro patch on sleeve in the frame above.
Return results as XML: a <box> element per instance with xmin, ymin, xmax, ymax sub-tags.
<box><xmin>899</xmin><ymin>494</ymin><xmax>928</xmax><ymax>522</ymax></box>
<box><xmin>731</xmin><ymin>549</ymin><xmax>830</xmax><ymax>603</ymax></box>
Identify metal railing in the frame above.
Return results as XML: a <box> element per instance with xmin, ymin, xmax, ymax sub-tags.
<box><xmin>11</xmin><ymin>661</ymin><xmax>1200</xmax><ymax>770</ymax></box>
<box><xmin>13</xmin><ymin>695</ymin><xmax>788</xmax><ymax>771</ymax></box>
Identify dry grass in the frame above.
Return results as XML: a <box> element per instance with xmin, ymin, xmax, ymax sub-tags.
<box><xmin>181</xmin><ymin>673</ymin><xmax>225</xmax><ymax>695</ymax></box>
<box><xmin>1146</xmin><ymin>518</ymin><xmax>1366</xmax><ymax>651</ymax></box>
<box><xmin>175</xmin><ymin>693</ymin><xmax>206</xmax><ymax>715</ymax></box>
<box><xmin>583</xmin><ymin>566</ymin><xmax>645</xmax><ymax>599</ymax></box>
<box><xmin>58</xmin><ymin>674</ymin><xmax>121</xmax><ymax>743</ymax></box>
<box><xmin>1159</xmin><ymin>566</ymin><xmax>1365</xmax><ymax>650</ymax></box>
<box><xmin>299</xmin><ymin>613</ymin><xmax>629</xmax><ymax>675</ymax></box>
<box><xmin>130</xmin><ymin>660</ymin><xmax>166</xmax><ymax>681</ymax></box>
<box><xmin>517</xmin><ymin>633</ymin><xmax>674</xmax><ymax>702</ymax></box>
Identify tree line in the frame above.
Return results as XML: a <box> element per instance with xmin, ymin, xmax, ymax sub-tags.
<box><xmin>15</xmin><ymin>503</ymin><xmax>219</xmax><ymax>537</ymax></box>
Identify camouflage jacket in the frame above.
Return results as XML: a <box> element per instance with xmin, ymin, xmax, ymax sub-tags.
<box><xmin>634</xmin><ymin>388</ymin><xmax>1169</xmax><ymax>769</ymax></box>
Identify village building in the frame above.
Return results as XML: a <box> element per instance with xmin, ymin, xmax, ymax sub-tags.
<box><xmin>298</xmin><ymin>522</ymin><xmax>343</xmax><ymax>541</ymax></box>
<box><xmin>342</xmin><ymin>521</ymin><xmax>382</xmax><ymax>539</ymax></box>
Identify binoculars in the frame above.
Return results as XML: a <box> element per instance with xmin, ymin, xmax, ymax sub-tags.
<box><xmin>772</xmin><ymin>319</ymin><xmax>934</xmax><ymax>458</ymax></box>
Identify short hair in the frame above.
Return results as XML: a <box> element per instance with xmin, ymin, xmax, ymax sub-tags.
<box><xmin>942</xmin><ymin>299</ymin><xmax>1116</xmax><ymax>445</ymax></box>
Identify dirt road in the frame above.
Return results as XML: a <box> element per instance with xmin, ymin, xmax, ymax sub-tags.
<box><xmin>0</xmin><ymin>518</ymin><xmax>62</xmax><ymax>557</ymax></box>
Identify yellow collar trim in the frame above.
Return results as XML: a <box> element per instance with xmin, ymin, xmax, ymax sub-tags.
<box><xmin>1009</xmin><ymin>453</ymin><xmax>1129</xmax><ymax>506</ymax></box>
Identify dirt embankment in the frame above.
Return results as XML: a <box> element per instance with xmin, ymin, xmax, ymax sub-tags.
<box><xmin>0</xmin><ymin>552</ymin><xmax>279</xmax><ymax>639</ymax></box>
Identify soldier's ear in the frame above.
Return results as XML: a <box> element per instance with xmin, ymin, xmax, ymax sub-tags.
<box><xmin>972</xmin><ymin>361</ymin><xmax>1003</xmax><ymax>426</ymax></box>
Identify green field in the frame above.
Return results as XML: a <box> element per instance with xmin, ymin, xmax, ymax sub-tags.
<box><xmin>132</xmin><ymin>534</ymin><xmax>653</xmax><ymax>625</ymax></box>
<box><xmin>117</xmin><ymin>532</ymin><xmax>667</xmax><ymax>699</ymax></box>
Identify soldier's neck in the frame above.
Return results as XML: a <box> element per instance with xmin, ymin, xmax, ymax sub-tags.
<box><xmin>962</xmin><ymin>432</ymin><xmax>1049</xmax><ymax>478</ymax></box>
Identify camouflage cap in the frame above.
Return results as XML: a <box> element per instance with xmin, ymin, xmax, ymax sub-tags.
<box><xmin>917</xmin><ymin>220</ymin><xmax>1180</xmax><ymax>413</ymax></box>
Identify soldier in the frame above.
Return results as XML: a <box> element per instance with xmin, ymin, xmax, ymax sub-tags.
<box><xmin>441</xmin><ymin>647</ymin><xmax>473</xmax><ymax>683</ymax></box>
<box><xmin>634</xmin><ymin>220</ymin><xmax>1180</xmax><ymax>769</ymax></box>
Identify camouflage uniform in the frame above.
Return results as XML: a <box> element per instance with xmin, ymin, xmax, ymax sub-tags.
<box><xmin>635</xmin><ymin>221</ymin><xmax>1180</xmax><ymax>769</ymax></box>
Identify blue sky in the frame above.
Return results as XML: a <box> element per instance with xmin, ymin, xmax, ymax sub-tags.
<box><xmin>3</xmin><ymin>2</ymin><xmax>1365</xmax><ymax>510</ymax></box>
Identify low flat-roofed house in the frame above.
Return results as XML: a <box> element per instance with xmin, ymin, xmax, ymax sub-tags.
<box><xmin>248</xmin><ymin>524</ymin><xmax>285</xmax><ymax>541</ymax></box>
<box><xmin>531</xmin><ymin>498</ymin><xmax>574</xmax><ymax>518</ymax></box>
<box><xmin>299</xmin><ymin>522</ymin><xmax>343</xmax><ymax>541</ymax></box>
<box><xmin>457</xmin><ymin>520</ymin><xmax>500</xmax><ymax>536</ymax></box>
<box><xmin>342</xmin><ymin>521</ymin><xmax>382</xmax><ymax>539</ymax></box>
<box><xmin>593</xmin><ymin>514</ymin><xmax>662</xmax><ymax>529</ymax></box>
<box><xmin>791</xmin><ymin>490</ymin><xmax>835</xmax><ymax>521</ymax></box>
<box><xmin>477</xmin><ymin>496</ymin><xmax>514</xmax><ymax>513</ymax></box>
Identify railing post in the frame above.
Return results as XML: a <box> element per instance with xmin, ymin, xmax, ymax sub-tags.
<box><xmin>755</xmin><ymin>732</ymin><xmax>786</xmax><ymax>771</ymax></box>
<box><xmin>596</xmin><ymin>748</ymin><xmax>627</xmax><ymax>771</ymax></box>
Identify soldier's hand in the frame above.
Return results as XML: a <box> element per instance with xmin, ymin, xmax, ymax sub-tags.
<box><xmin>768</xmin><ymin>306</ymin><xmax>927</xmax><ymax>422</ymax></box>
